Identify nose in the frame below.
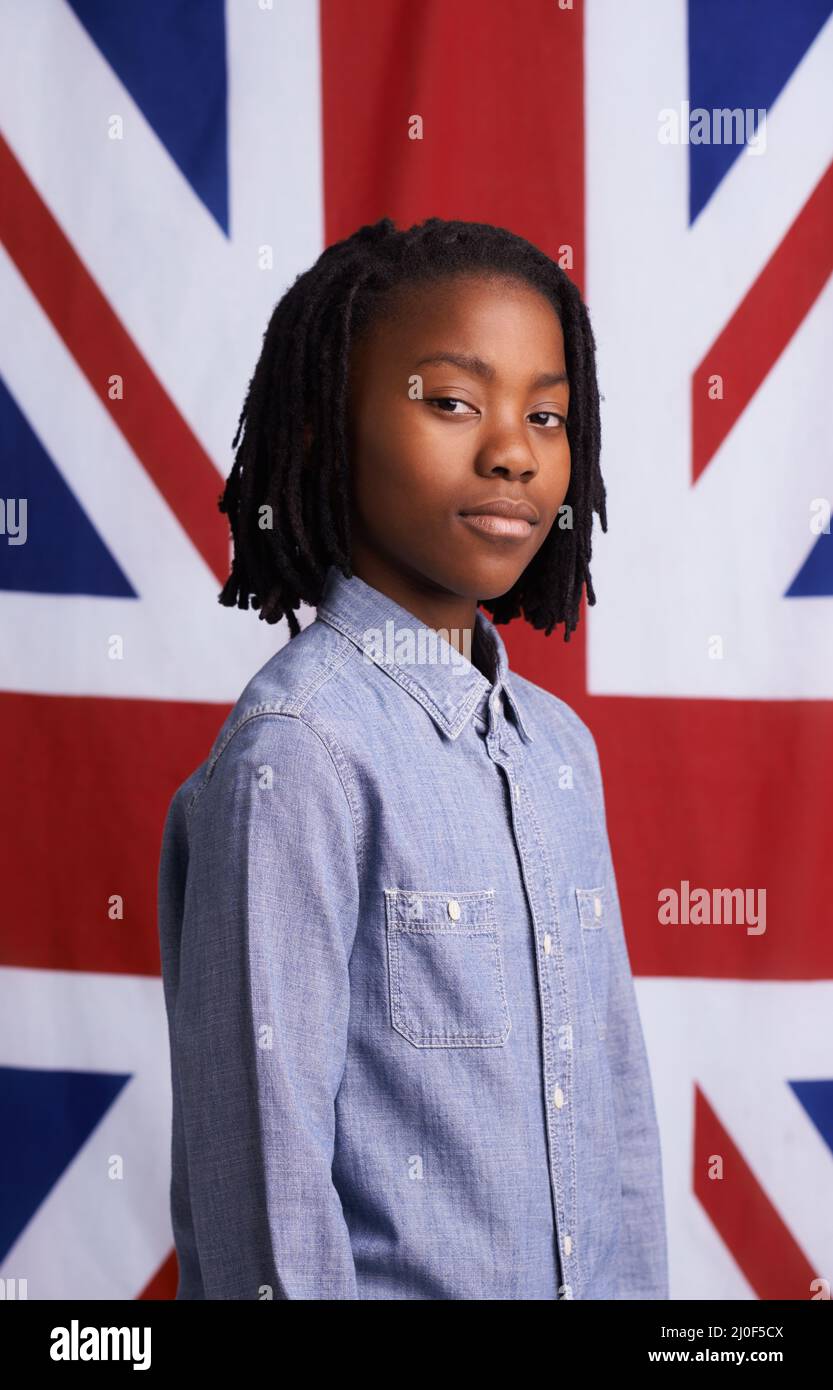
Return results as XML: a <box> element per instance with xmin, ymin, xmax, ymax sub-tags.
<box><xmin>474</xmin><ymin>427</ymin><xmax>539</xmax><ymax>481</ymax></box>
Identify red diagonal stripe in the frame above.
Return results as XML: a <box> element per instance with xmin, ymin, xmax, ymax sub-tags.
<box><xmin>139</xmin><ymin>1249</ymin><xmax>178</xmax><ymax>1300</ymax></box>
<box><xmin>0</xmin><ymin>134</ymin><xmax>228</xmax><ymax>584</ymax></box>
<box><xmin>692</xmin><ymin>159</ymin><xmax>833</xmax><ymax>483</ymax></box>
<box><xmin>693</xmin><ymin>1084</ymin><xmax>818</xmax><ymax>1299</ymax></box>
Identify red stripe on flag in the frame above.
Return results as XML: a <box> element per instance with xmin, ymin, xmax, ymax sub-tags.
<box><xmin>0</xmin><ymin>691</ymin><xmax>228</xmax><ymax>975</ymax></box>
<box><xmin>319</xmin><ymin>0</ymin><xmax>593</xmax><ymax>767</ymax></box>
<box><xmin>139</xmin><ymin>1249</ymin><xmax>178</xmax><ymax>1300</ymax></box>
<box><xmin>0</xmin><ymin>134</ymin><xmax>229</xmax><ymax>585</ymax></box>
<box><xmin>692</xmin><ymin>159</ymin><xmax>833</xmax><ymax>483</ymax></box>
<box><xmin>516</xmin><ymin>683</ymin><xmax>833</xmax><ymax>981</ymax></box>
<box><xmin>693</xmin><ymin>1085</ymin><xmax>819</xmax><ymax>1300</ymax></box>
<box><xmin>320</xmin><ymin>0</ymin><xmax>584</xmax><ymax>280</ymax></box>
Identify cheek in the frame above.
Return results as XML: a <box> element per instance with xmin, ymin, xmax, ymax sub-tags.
<box><xmin>367</xmin><ymin>415</ymin><xmax>450</xmax><ymax>504</ymax></box>
<box><xmin>543</xmin><ymin>435</ymin><xmax>571</xmax><ymax>493</ymax></box>
<box><xmin>349</xmin><ymin>429</ymin><xmax>432</xmax><ymax>535</ymax></box>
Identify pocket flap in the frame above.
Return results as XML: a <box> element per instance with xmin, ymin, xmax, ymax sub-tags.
<box><xmin>385</xmin><ymin>887</ymin><xmax>496</xmax><ymax>931</ymax></box>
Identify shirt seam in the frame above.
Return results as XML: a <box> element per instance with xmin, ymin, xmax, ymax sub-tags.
<box><xmin>188</xmin><ymin>707</ymin><xmax>364</xmax><ymax>877</ymax></box>
<box><xmin>183</xmin><ymin>640</ymin><xmax>364</xmax><ymax>873</ymax></box>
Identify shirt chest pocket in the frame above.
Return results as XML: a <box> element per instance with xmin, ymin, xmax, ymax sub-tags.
<box><xmin>384</xmin><ymin>888</ymin><xmax>512</xmax><ymax>1048</ymax></box>
<box><xmin>576</xmin><ymin>886</ymin><xmax>610</xmax><ymax>1040</ymax></box>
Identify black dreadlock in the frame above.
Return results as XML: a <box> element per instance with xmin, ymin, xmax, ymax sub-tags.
<box><xmin>217</xmin><ymin>216</ymin><xmax>607</xmax><ymax>641</ymax></box>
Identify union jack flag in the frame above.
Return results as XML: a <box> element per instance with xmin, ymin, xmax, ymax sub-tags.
<box><xmin>1</xmin><ymin>0</ymin><xmax>831</xmax><ymax>1300</ymax></box>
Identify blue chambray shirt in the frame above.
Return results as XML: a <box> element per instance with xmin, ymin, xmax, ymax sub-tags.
<box><xmin>157</xmin><ymin>563</ymin><xmax>669</xmax><ymax>1300</ymax></box>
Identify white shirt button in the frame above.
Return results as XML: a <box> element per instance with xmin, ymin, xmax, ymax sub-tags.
<box><xmin>543</xmin><ymin>933</ymin><xmax>552</xmax><ymax>955</ymax></box>
<box><xmin>564</xmin><ymin>1234</ymin><xmax>572</xmax><ymax>1256</ymax></box>
<box><xmin>594</xmin><ymin>894</ymin><xmax>602</xmax><ymax>918</ymax></box>
<box><xmin>447</xmin><ymin>898</ymin><xmax>461</xmax><ymax>921</ymax></box>
<box><xmin>552</xmin><ymin>1085</ymin><xmax>565</xmax><ymax>1109</ymax></box>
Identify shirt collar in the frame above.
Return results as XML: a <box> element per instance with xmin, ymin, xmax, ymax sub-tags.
<box><xmin>315</xmin><ymin>564</ymin><xmax>534</xmax><ymax>745</ymax></box>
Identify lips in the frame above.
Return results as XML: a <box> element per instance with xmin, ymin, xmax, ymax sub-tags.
<box><xmin>459</xmin><ymin>498</ymin><xmax>539</xmax><ymax>523</ymax></box>
<box><xmin>459</xmin><ymin>513</ymin><xmax>534</xmax><ymax>539</ymax></box>
<box><xmin>458</xmin><ymin>496</ymin><xmax>539</xmax><ymax>540</ymax></box>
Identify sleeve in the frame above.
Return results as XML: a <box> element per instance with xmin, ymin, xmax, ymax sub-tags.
<box><xmin>160</xmin><ymin>711</ymin><xmax>361</xmax><ymax>1300</ymax></box>
<box><xmin>585</xmin><ymin>728</ymin><xmax>670</xmax><ymax>1300</ymax></box>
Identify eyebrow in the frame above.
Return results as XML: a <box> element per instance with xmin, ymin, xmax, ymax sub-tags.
<box><xmin>414</xmin><ymin>352</ymin><xmax>569</xmax><ymax>392</ymax></box>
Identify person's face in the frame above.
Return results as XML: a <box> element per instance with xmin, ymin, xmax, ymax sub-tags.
<box><xmin>345</xmin><ymin>273</ymin><xmax>571</xmax><ymax>625</ymax></box>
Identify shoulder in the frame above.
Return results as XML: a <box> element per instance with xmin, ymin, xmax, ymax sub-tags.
<box><xmin>183</xmin><ymin>618</ymin><xmax>364</xmax><ymax>821</ymax></box>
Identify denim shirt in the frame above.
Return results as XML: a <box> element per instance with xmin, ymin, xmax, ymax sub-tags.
<box><xmin>157</xmin><ymin>563</ymin><xmax>669</xmax><ymax>1300</ymax></box>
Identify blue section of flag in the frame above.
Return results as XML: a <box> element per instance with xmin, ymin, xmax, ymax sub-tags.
<box><xmin>67</xmin><ymin>0</ymin><xmax>229</xmax><ymax>234</ymax></box>
<box><xmin>789</xmin><ymin>1079</ymin><xmax>833</xmax><ymax>1155</ymax></box>
<box><xmin>0</xmin><ymin>381</ymin><xmax>137</xmax><ymax>598</ymax></box>
<box><xmin>688</xmin><ymin>0</ymin><xmax>833</xmax><ymax>224</ymax></box>
<box><xmin>785</xmin><ymin>529</ymin><xmax>833</xmax><ymax>597</ymax></box>
<box><xmin>0</xmin><ymin>1066</ymin><xmax>131</xmax><ymax>1261</ymax></box>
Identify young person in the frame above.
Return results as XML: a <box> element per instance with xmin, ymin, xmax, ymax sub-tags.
<box><xmin>157</xmin><ymin>216</ymin><xmax>669</xmax><ymax>1300</ymax></box>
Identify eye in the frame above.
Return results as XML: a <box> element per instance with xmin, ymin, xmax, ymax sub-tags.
<box><xmin>426</xmin><ymin>396</ymin><xmax>478</xmax><ymax>416</ymax></box>
<box><xmin>425</xmin><ymin>398</ymin><xmax>567</xmax><ymax>428</ymax></box>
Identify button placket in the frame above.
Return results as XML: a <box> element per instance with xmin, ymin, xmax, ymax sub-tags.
<box><xmin>511</xmin><ymin>771</ymin><xmax>578</xmax><ymax>1298</ymax></box>
<box><xmin>484</xmin><ymin>716</ymin><xmax>576</xmax><ymax>1297</ymax></box>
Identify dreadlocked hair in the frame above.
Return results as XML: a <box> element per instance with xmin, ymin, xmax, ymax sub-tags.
<box><xmin>217</xmin><ymin>215</ymin><xmax>606</xmax><ymax>640</ymax></box>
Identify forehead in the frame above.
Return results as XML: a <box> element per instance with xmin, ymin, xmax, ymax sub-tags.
<box><xmin>352</xmin><ymin>273</ymin><xmax>566</xmax><ymax>376</ymax></box>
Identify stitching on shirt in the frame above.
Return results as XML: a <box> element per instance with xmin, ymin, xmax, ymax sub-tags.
<box><xmin>318</xmin><ymin>604</ymin><xmax>454</xmax><ymax>723</ymax></box>
<box><xmin>576</xmin><ymin>887</ymin><xmax>608</xmax><ymax>1042</ymax></box>
<box><xmin>279</xmin><ymin>636</ymin><xmax>359</xmax><ymax>716</ymax></box>
<box><xmin>317</xmin><ymin>603</ymin><xmax>487</xmax><ymax>740</ymax></box>
<box><xmin>383</xmin><ymin>887</ymin><xmax>512</xmax><ymax>1047</ymax></box>
<box><xmin>202</xmin><ymin>707</ymin><xmax>361</xmax><ymax>873</ymax></box>
<box><xmin>184</xmin><ymin>707</ymin><xmax>363</xmax><ymax>873</ymax></box>
<box><xmin>522</xmin><ymin>778</ymin><xmax>582</xmax><ymax>1295</ymax></box>
<box><xmin>185</xmin><ymin>636</ymin><xmax>355</xmax><ymax>809</ymax></box>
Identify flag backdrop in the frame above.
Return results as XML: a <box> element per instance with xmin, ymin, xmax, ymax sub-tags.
<box><xmin>1</xmin><ymin>0</ymin><xmax>832</xmax><ymax>1301</ymax></box>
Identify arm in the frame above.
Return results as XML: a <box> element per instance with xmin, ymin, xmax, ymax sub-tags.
<box><xmin>586</xmin><ymin>729</ymin><xmax>670</xmax><ymax>1300</ymax></box>
<box><xmin>159</xmin><ymin>711</ymin><xmax>361</xmax><ymax>1299</ymax></box>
